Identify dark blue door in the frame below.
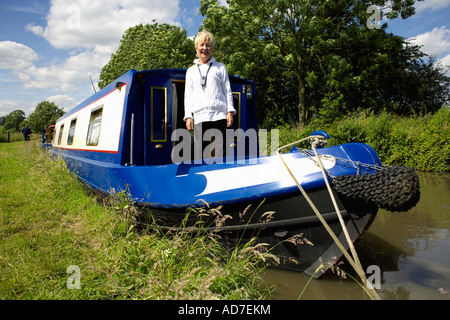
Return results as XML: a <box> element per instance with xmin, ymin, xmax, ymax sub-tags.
<box><xmin>144</xmin><ymin>75</ymin><xmax>173</xmax><ymax>165</ymax></box>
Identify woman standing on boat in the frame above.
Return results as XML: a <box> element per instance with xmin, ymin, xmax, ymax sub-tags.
<box><xmin>184</xmin><ymin>30</ymin><xmax>236</xmax><ymax>161</ymax></box>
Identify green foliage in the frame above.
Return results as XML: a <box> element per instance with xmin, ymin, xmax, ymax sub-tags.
<box><xmin>0</xmin><ymin>127</ymin><xmax>23</xmax><ymax>143</ymax></box>
<box><xmin>391</xmin><ymin>107</ymin><xmax>450</xmax><ymax>172</ymax></box>
<box><xmin>323</xmin><ymin>30</ymin><xmax>450</xmax><ymax>118</ymax></box>
<box><xmin>201</xmin><ymin>0</ymin><xmax>449</xmax><ymax>127</ymax></box>
<box><xmin>0</xmin><ymin>101</ymin><xmax>64</xmax><ymax>140</ymax></box>
<box><xmin>102</xmin><ymin>226</ymin><xmax>272</xmax><ymax>299</ymax></box>
<box><xmin>266</xmin><ymin>107</ymin><xmax>449</xmax><ymax>173</ymax></box>
<box><xmin>314</xmin><ymin>107</ymin><xmax>450</xmax><ymax>173</ymax></box>
<box><xmin>27</xmin><ymin>100</ymin><xmax>65</xmax><ymax>133</ymax></box>
<box><xmin>2</xmin><ymin>110</ymin><xmax>25</xmax><ymax>132</ymax></box>
<box><xmin>98</xmin><ymin>22</ymin><xmax>196</xmax><ymax>89</ymax></box>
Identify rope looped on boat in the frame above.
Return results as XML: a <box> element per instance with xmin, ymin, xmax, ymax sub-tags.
<box><xmin>276</xmin><ymin>135</ymin><xmax>381</xmax><ymax>300</ymax></box>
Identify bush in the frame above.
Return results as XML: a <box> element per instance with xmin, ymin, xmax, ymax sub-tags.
<box><xmin>0</xmin><ymin>127</ymin><xmax>24</xmax><ymax>143</ymax></box>
<box><xmin>271</xmin><ymin>107</ymin><xmax>449</xmax><ymax>173</ymax></box>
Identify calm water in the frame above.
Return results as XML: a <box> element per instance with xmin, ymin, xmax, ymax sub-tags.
<box><xmin>264</xmin><ymin>173</ymin><xmax>450</xmax><ymax>300</ymax></box>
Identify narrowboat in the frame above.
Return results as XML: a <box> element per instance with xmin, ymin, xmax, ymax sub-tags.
<box><xmin>45</xmin><ymin>69</ymin><xmax>420</xmax><ymax>277</ymax></box>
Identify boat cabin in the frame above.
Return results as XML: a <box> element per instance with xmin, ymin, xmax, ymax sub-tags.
<box><xmin>52</xmin><ymin>69</ymin><xmax>258</xmax><ymax>166</ymax></box>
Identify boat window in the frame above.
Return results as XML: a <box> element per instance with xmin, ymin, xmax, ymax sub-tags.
<box><xmin>86</xmin><ymin>107</ymin><xmax>103</xmax><ymax>146</ymax></box>
<box><xmin>67</xmin><ymin>118</ymin><xmax>77</xmax><ymax>145</ymax></box>
<box><xmin>57</xmin><ymin>124</ymin><xmax>64</xmax><ymax>145</ymax></box>
<box><xmin>151</xmin><ymin>87</ymin><xmax>167</xmax><ymax>142</ymax></box>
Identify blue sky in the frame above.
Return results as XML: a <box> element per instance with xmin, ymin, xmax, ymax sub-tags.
<box><xmin>0</xmin><ymin>0</ymin><xmax>449</xmax><ymax>117</ymax></box>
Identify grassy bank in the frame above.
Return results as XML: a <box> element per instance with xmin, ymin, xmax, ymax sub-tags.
<box><xmin>0</xmin><ymin>142</ymin><xmax>273</xmax><ymax>299</ymax></box>
<box><xmin>0</xmin><ymin>129</ymin><xmax>31</xmax><ymax>143</ymax></box>
<box><xmin>272</xmin><ymin>107</ymin><xmax>450</xmax><ymax>173</ymax></box>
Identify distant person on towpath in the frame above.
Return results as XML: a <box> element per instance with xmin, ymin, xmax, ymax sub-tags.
<box><xmin>22</xmin><ymin>124</ymin><xmax>32</xmax><ymax>142</ymax></box>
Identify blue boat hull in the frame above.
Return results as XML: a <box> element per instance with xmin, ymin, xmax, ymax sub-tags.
<box><xmin>50</xmin><ymin>142</ymin><xmax>381</xmax><ymax>276</ymax></box>
<box><xmin>51</xmin><ymin>142</ymin><xmax>380</xmax><ymax>207</ymax></box>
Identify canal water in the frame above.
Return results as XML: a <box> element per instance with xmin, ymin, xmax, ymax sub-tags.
<box><xmin>264</xmin><ymin>173</ymin><xmax>450</xmax><ymax>300</ymax></box>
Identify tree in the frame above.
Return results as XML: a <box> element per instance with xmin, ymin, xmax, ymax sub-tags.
<box><xmin>27</xmin><ymin>101</ymin><xmax>65</xmax><ymax>133</ymax></box>
<box><xmin>3</xmin><ymin>110</ymin><xmax>26</xmax><ymax>132</ymax></box>
<box><xmin>399</xmin><ymin>55</ymin><xmax>450</xmax><ymax>114</ymax></box>
<box><xmin>200</xmin><ymin>0</ymin><xmax>431</xmax><ymax>126</ymax></box>
<box><xmin>310</xmin><ymin>23</ymin><xmax>450</xmax><ymax>121</ymax></box>
<box><xmin>99</xmin><ymin>22</ymin><xmax>196</xmax><ymax>88</ymax></box>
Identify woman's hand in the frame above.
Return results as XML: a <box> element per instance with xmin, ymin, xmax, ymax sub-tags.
<box><xmin>186</xmin><ymin>118</ymin><xmax>194</xmax><ymax>131</ymax></box>
<box><xmin>226</xmin><ymin>112</ymin><xmax>234</xmax><ymax>128</ymax></box>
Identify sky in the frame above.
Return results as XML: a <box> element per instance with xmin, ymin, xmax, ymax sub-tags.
<box><xmin>0</xmin><ymin>0</ymin><xmax>449</xmax><ymax>117</ymax></box>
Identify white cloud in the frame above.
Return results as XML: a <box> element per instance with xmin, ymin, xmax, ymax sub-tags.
<box><xmin>439</xmin><ymin>53</ymin><xmax>450</xmax><ymax>65</ymax></box>
<box><xmin>409</xmin><ymin>26</ymin><xmax>450</xmax><ymax>56</ymax></box>
<box><xmin>19</xmin><ymin>0</ymin><xmax>181</xmax><ymax>91</ymax></box>
<box><xmin>6</xmin><ymin>2</ymin><xmax>47</xmax><ymax>15</ymax></box>
<box><xmin>415</xmin><ymin>0</ymin><xmax>450</xmax><ymax>12</ymax></box>
<box><xmin>0</xmin><ymin>41</ymin><xmax>39</xmax><ymax>70</ymax></box>
<box><xmin>0</xmin><ymin>99</ymin><xmax>36</xmax><ymax>117</ymax></box>
<box><xmin>26</xmin><ymin>0</ymin><xmax>180</xmax><ymax>53</ymax></box>
<box><xmin>438</xmin><ymin>53</ymin><xmax>450</xmax><ymax>72</ymax></box>
<box><xmin>408</xmin><ymin>26</ymin><xmax>450</xmax><ymax>75</ymax></box>
<box><xmin>1</xmin><ymin>0</ymin><xmax>182</xmax><ymax>117</ymax></box>
<box><xmin>45</xmin><ymin>94</ymin><xmax>79</xmax><ymax>112</ymax></box>
<box><xmin>218</xmin><ymin>0</ymin><xmax>230</xmax><ymax>7</ymax></box>
<box><xmin>19</xmin><ymin>50</ymin><xmax>108</xmax><ymax>91</ymax></box>
<box><xmin>24</xmin><ymin>24</ymin><xmax>45</xmax><ymax>37</ymax></box>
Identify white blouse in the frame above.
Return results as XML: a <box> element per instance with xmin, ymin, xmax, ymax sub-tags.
<box><xmin>184</xmin><ymin>57</ymin><xmax>235</xmax><ymax>124</ymax></box>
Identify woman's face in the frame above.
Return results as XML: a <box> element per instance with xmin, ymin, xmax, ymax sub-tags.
<box><xmin>196</xmin><ymin>40</ymin><xmax>212</xmax><ymax>64</ymax></box>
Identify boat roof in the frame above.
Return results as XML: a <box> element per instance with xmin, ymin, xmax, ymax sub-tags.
<box><xmin>57</xmin><ymin>68</ymin><xmax>255</xmax><ymax>123</ymax></box>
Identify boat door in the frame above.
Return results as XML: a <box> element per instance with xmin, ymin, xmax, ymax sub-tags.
<box><xmin>226</xmin><ymin>81</ymin><xmax>258</xmax><ymax>159</ymax></box>
<box><xmin>144</xmin><ymin>75</ymin><xmax>173</xmax><ymax>165</ymax></box>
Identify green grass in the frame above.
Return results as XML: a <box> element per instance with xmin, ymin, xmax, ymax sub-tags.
<box><xmin>0</xmin><ymin>141</ymin><xmax>273</xmax><ymax>299</ymax></box>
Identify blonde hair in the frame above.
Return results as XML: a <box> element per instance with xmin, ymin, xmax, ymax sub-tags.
<box><xmin>194</xmin><ymin>30</ymin><xmax>215</xmax><ymax>51</ymax></box>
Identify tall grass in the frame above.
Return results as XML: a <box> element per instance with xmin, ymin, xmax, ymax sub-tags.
<box><xmin>0</xmin><ymin>142</ymin><xmax>273</xmax><ymax>299</ymax></box>
<box><xmin>268</xmin><ymin>107</ymin><xmax>449</xmax><ymax>173</ymax></box>
<box><xmin>0</xmin><ymin>128</ymin><xmax>28</xmax><ymax>143</ymax></box>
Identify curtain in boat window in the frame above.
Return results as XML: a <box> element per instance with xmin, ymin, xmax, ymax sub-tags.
<box><xmin>57</xmin><ymin>124</ymin><xmax>64</xmax><ymax>145</ymax></box>
<box><xmin>86</xmin><ymin>107</ymin><xmax>103</xmax><ymax>146</ymax></box>
<box><xmin>67</xmin><ymin>118</ymin><xmax>77</xmax><ymax>145</ymax></box>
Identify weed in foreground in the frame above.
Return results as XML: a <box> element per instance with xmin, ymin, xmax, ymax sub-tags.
<box><xmin>95</xmin><ymin>192</ymin><xmax>276</xmax><ymax>299</ymax></box>
<box><xmin>0</xmin><ymin>143</ymin><xmax>275</xmax><ymax>299</ymax></box>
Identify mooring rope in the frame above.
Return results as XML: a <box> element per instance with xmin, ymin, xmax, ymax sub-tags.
<box><xmin>276</xmin><ymin>135</ymin><xmax>380</xmax><ymax>300</ymax></box>
<box><xmin>310</xmin><ymin>138</ymin><xmax>364</xmax><ymax>275</ymax></box>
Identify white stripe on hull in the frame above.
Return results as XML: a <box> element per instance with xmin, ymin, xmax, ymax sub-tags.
<box><xmin>196</xmin><ymin>155</ymin><xmax>336</xmax><ymax>196</ymax></box>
